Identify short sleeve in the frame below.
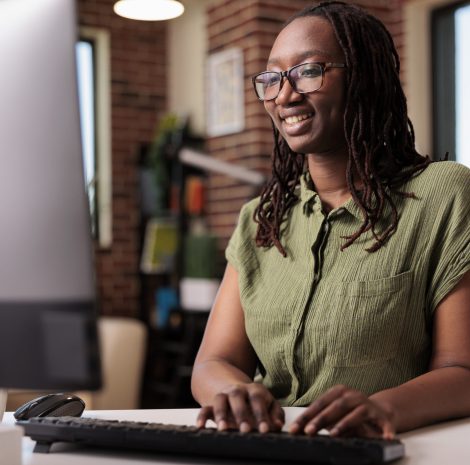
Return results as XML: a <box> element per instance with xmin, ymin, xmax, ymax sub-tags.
<box><xmin>427</xmin><ymin>164</ymin><xmax>470</xmax><ymax>312</ymax></box>
<box><xmin>225</xmin><ymin>198</ymin><xmax>259</xmax><ymax>272</ymax></box>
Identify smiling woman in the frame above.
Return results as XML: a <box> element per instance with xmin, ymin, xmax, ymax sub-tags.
<box><xmin>261</xmin><ymin>16</ymin><xmax>347</xmax><ymax>158</ymax></box>
<box><xmin>190</xmin><ymin>1</ymin><xmax>470</xmax><ymax>440</ymax></box>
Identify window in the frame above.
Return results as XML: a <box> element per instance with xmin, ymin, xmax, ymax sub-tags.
<box><xmin>76</xmin><ymin>40</ymin><xmax>97</xmax><ymax>236</ymax></box>
<box><xmin>455</xmin><ymin>5</ymin><xmax>470</xmax><ymax>166</ymax></box>
<box><xmin>432</xmin><ymin>1</ymin><xmax>470</xmax><ymax>167</ymax></box>
<box><xmin>76</xmin><ymin>27</ymin><xmax>112</xmax><ymax>248</ymax></box>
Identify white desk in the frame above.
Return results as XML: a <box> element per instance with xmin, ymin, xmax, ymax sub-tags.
<box><xmin>3</xmin><ymin>408</ymin><xmax>470</xmax><ymax>464</ymax></box>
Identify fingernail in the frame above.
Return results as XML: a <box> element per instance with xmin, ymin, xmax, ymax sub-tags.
<box><xmin>289</xmin><ymin>423</ymin><xmax>300</xmax><ymax>434</ymax></box>
<box><xmin>258</xmin><ymin>421</ymin><xmax>269</xmax><ymax>434</ymax></box>
<box><xmin>218</xmin><ymin>420</ymin><xmax>228</xmax><ymax>431</ymax></box>
<box><xmin>240</xmin><ymin>422</ymin><xmax>251</xmax><ymax>433</ymax></box>
<box><xmin>305</xmin><ymin>424</ymin><xmax>316</xmax><ymax>435</ymax></box>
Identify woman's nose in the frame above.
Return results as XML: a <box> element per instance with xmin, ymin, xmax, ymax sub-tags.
<box><xmin>274</xmin><ymin>77</ymin><xmax>303</xmax><ymax>106</ymax></box>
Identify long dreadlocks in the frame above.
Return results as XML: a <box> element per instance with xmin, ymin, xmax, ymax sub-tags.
<box><xmin>254</xmin><ymin>1</ymin><xmax>431</xmax><ymax>257</ymax></box>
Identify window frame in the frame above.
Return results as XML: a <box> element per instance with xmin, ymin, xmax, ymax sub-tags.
<box><xmin>431</xmin><ymin>0</ymin><xmax>469</xmax><ymax>161</ymax></box>
<box><xmin>404</xmin><ymin>0</ymin><xmax>470</xmax><ymax>162</ymax></box>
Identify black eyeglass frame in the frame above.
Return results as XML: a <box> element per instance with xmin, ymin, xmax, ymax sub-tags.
<box><xmin>252</xmin><ymin>62</ymin><xmax>346</xmax><ymax>101</ymax></box>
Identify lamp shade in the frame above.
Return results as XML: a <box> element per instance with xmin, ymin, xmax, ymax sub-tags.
<box><xmin>113</xmin><ymin>0</ymin><xmax>184</xmax><ymax>21</ymax></box>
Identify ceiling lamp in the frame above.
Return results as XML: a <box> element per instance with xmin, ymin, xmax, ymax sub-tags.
<box><xmin>113</xmin><ymin>0</ymin><xmax>184</xmax><ymax>21</ymax></box>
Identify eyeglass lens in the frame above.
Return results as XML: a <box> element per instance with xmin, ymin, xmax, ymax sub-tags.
<box><xmin>254</xmin><ymin>63</ymin><xmax>324</xmax><ymax>101</ymax></box>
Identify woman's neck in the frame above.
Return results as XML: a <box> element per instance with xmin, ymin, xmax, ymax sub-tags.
<box><xmin>306</xmin><ymin>151</ymin><xmax>356</xmax><ymax>211</ymax></box>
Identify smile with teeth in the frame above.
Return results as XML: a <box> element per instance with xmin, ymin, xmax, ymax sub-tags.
<box><xmin>283</xmin><ymin>113</ymin><xmax>313</xmax><ymax>124</ymax></box>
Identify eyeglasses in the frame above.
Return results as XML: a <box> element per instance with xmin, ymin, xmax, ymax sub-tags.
<box><xmin>252</xmin><ymin>62</ymin><xmax>346</xmax><ymax>101</ymax></box>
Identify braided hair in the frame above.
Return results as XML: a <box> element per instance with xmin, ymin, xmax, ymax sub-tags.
<box><xmin>254</xmin><ymin>1</ymin><xmax>431</xmax><ymax>256</ymax></box>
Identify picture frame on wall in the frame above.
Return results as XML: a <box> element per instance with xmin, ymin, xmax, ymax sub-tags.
<box><xmin>206</xmin><ymin>47</ymin><xmax>245</xmax><ymax>137</ymax></box>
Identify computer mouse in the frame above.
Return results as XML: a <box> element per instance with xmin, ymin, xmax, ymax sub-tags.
<box><xmin>13</xmin><ymin>393</ymin><xmax>85</xmax><ymax>420</ymax></box>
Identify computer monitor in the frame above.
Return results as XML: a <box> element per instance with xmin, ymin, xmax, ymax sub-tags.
<box><xmin>0</xmin><ymin>0</ymin><xmax>102</xmax><ymax>408</ymax></box>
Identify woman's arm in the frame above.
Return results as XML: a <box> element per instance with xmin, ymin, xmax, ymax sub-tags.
<box><xmin>191</xmin><ymin>263</ymin><xmax>257</xmax><ymax>402</ymax></box>
<box><xmin>290</xmin><ymin>269</ymin><xmax>470</xmax><ymax>438</ymax></box>
<box><xmin>191</xmin><ymin>263</ymin><xmax>284</xmax><ymax>432</ymax></box>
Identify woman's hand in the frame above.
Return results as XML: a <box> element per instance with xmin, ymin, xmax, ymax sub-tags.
<box><xmin>196</xmin><ymin>382</ymin><xmax>285</xmax><ymax>434</ymax></box>
<box><xmin>290</xmin><ymin>385</ymin><xmax>396</xmax><ymax>439</ymax></box>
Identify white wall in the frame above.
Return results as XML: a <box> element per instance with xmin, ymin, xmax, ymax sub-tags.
<box><xmin>168</xmin><ymin>0</ymin><xmax>214</xmax><ymax>136</ymax></box>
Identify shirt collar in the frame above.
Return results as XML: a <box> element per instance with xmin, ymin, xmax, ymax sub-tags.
<box><xmin>299</xmin><ymin>171</ymin><xmax>363</xmax><ymax>220</ymax></box>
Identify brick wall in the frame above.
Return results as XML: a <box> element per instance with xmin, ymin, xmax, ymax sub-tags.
<box><xmin>205</xmin><ymin>0</ymin><xmax>406</xmax><ymax>254</ymax></box>
<box><xmin>77</xmin><ymin>0</ymin><xmax>167</xmax><ymax>317</ymax></box>
<box><xmin>76</xmin><ymin>0</ymin><xmax>407</xmax><ymax>317</ymax></box>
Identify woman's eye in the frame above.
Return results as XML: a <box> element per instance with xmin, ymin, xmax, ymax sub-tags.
<box><xmin>298</xmin><ymin>65</ymin><xmax>321</xmax><ymax>78</ymax></box>
<box><xmin>265</xmin><ymin>75</ymin><xmax>280</xmax><ymax>87</ymax></box>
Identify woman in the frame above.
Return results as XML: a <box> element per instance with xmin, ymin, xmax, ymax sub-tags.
<box><xmin>191</xmin><ymin>1</ymin><xmax>470</xmax><ymax>438</ymax></box>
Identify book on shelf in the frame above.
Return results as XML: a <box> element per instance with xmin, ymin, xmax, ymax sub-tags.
<box><xmin>141</xmin><ymin>219</ymin><xmax>178</xmax><ymax>274</ymax></box>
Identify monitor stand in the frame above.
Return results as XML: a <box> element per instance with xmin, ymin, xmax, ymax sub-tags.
<box><xmin>0</xmin><ymin>390</ymin><xmax>7</xmax><ymax>422</ymax></box>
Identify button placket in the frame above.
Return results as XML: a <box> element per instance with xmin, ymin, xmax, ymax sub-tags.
<box><xmin>290</xmin><ymin>213</ymin><xmax>332</xmax><ymax>399</ymax></box>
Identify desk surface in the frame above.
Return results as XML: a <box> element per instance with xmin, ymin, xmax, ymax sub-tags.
<box><xmin>3</xmin><ymin>408</ymin><xmax>470</xmax><ymax>464</ymax></box>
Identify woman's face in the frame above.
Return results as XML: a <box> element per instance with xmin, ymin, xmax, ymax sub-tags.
<box><xmin>264</xmin><ymin>16</ymin><xmax>347</xmax><ymax>156</ymax></box>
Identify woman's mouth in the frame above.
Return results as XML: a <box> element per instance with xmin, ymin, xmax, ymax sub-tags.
<box><xmin>283</xmin><ymin>113</ymin><xmax>313</xmax><ymax>125</ymax></box>
<box><xmin>281</xmin><ymin>112</ymin><xmax>314</xmax><ymax>136</ymax></box>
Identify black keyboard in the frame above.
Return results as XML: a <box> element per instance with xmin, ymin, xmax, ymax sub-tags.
<box><xmin>17</xmin><ymin>416</ymin><xmax>405</xmax><ymax>464</ymax></box>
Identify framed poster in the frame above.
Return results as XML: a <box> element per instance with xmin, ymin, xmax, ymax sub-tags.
<box><xmin>206</xmin><ymin>47</ymin><xmax>245</xmax><ymax>137</ymax></box>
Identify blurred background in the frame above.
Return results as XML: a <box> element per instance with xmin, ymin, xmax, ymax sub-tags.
<box><xmin>9</xmin><ymin>0</ymin><xmax>469</xmax><ymax>411</ymax></box>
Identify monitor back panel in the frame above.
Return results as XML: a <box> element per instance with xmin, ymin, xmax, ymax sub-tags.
<box><xmin>0</xmin><ymin>0</ymin><xmax>101</xmax><ymax>390</ymax></box>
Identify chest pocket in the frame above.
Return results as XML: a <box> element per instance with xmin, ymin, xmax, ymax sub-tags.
<box><xmin>325</xmin><ymin>270</ymin><xmax>413</xmax><ymax>367</ymax></box>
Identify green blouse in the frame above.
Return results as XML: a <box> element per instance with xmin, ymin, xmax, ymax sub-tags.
<box><xmin>226</xmin><ymin>161</ymin><xmax>470</xmax><ymax>406</ymax></box>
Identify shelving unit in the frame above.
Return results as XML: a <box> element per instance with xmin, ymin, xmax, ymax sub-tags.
<box><xmin>137</xmin><ymin>129</ymin><xmax>214</xmax><ymax>408</ymax></box>
<box><xmin>141</xmin><ymin>310</ymin><xmax>208</xmax><ymax>408</ymax></box>
<box><xmin>137</xmin><ymin>124</ymin><xmax>266</xmax><ymax>408</ymax></box>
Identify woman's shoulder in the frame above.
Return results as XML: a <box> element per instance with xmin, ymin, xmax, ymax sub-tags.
<box><xmin>225</xmin><ymin>197</ymin><xmax>262</xmax><ymax>268</ymax></box>
<box><xmin>414</xmin><ymin>160</ymin><xmax>470</xmax><ymax>184</ymax></box>
<box><xmin>236</xmin><ymin>196</ymin><xmax>260</xmax><ymax>227</ymax></box>
<box><xmin>226</xmin><ymin>197</ymin><xmax>261</xmax><ymax>245</ymax></box>
<box><xmin>407</xmin><ymin>160</ymin><xmax>470</xmax><ymax>198</ymax></box>
<box><xmin>240</xmin><ymin>196</ymin><xmax>261</xmax><ymax>214</ymax></box>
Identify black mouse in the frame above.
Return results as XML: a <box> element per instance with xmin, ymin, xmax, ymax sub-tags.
<box><xmin>13</xmin><ymin>393</ymin><xmax>85</xmax><ymax>420</ymax></box>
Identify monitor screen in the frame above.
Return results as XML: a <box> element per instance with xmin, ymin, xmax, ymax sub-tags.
<box><xmin>0</xmin><ymin>0</ymin><xmax>101</xmax><ymax>391</ymax></box>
